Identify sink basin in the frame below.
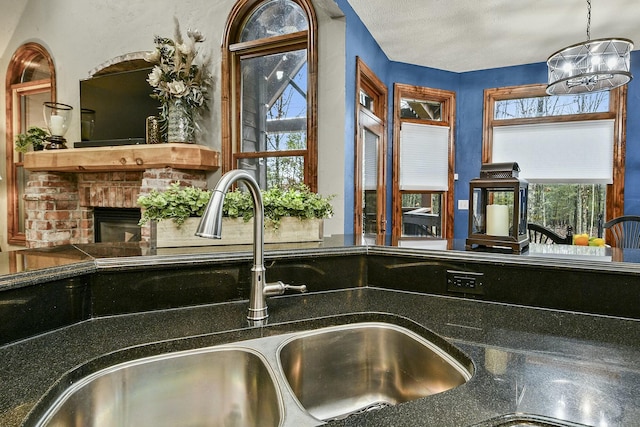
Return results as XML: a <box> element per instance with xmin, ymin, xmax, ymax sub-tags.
<box><xmin>30</xmin><ymin>319</ymin><xmax>471</xmax><ymax>426</ymax></box>
<box><xmin>471</xmin><ymin>413</ymin><xmax>590</xmax><ymax>426</ymax></box>
<box><xmin>36</xmin><ymin>347</ymin><xmax>282</xmax><ymax>427</ymax></box>
<box><xmin>277</xmin><ymin>322</ymin><xmax>472</xmax><ymax>421</ymax></box>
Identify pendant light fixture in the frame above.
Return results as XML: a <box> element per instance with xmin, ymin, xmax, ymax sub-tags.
<box><xmin>546</xmin><ymin>0</ymin><xmax>633</xmax><ymax>95</ymax></box>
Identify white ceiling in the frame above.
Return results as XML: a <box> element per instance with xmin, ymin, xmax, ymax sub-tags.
<box><xmin>2</xmin><ymin>1</ymin><xmax>638</xmax><ymax>73</ymax></box>
<box><xmin>346</xmin><ymin>0</ymin><xmax>640</xmax><ymax>72</ymax></box>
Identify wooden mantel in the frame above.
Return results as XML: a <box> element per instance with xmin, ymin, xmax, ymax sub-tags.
<box><xmin>23</xmin><ymin>143</ymin><xmax>220</xmax><ymax>172</ymax></box>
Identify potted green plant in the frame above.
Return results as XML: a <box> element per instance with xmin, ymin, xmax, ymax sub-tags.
<box><xmin>15</xmin><ymin>126</ymin><xmax>49</xmax><ymax>153</ymax></box>
<box><xmin>223</xmin><ymin>185</ymin><xmax>334</xmax><ymax>229</ymax></box>
<box><xmin>138</xmin><ymin>182</ymin><xmax>211</xmax><ymax>227</ymax></box>
<box><xmin>137</xmin><ymin>182</ymin><xmax>333</xmax><ymax>247</ymax></box>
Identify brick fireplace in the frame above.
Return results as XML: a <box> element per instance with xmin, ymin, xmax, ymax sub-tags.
<box><xmin>22</xmin><ymin>144</ymin><xmax>219</xmax><ymax>248</ymax></box>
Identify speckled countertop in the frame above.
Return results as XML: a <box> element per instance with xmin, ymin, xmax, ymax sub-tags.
<box><xmin>1</xmin><ymin>286</ymin><xmax>638</xmax><ymax>426</ymax></box>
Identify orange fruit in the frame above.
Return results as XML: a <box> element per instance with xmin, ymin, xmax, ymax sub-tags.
<box><xmin>574</xmin><ymin>235</ymin><xmax>589</xmax><ymax>246</ymax></box>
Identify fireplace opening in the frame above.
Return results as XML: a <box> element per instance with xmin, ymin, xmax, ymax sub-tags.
<box><xmin>94</xmin><ymin>208</ymin><xmax>142</xmax><ymax>243</ymax></box>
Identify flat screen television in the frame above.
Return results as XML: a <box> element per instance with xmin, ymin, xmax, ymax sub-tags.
<box><xmin>76</xmin><ymin>67</ymin><xmax>159</xmax><ymax>147</ymax></box>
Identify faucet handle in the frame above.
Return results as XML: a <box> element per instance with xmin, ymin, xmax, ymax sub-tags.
<box><xmin>263</xmin><ymin>281</ymin><xmax>308</xmax><ymax>296</ymax></box>
<box><xmin>283</xmin><ymin>283</ymin><xmax>308</xmax><ymax>293</ymax></box>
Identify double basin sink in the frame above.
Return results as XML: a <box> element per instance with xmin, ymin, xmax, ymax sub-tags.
<box><xmin>33</xmin><ymin>322</ymin><xmax>473</xmax><ymax>426</ymax></box>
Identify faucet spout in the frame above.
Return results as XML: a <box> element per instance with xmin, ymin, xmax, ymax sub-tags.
<box><xmin>195</xmin><ymin>170</ymin><xmax>268</xmax><ymax>322</ymax></box>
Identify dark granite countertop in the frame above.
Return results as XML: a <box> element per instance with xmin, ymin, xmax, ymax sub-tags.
<box><xmin>4</xmin><ymin>236</ymin><xmax>640</xmax><ymax>289</ymax></box>
<box><xmin>1</xmin><ymin>286</ymin><xmax>638</xmax><ymax>426</ymax></box>
<box><xmin>0</xmin><ymin>237</ymin><xmax>357</xmax><ymax>289</ymax></box>
<box><xmin>1</xmin><ymin>240</ymin><xmax>640</xmax><ymax>426</ymax></box>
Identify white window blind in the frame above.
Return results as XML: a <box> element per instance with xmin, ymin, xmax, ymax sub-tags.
<box><xmin>492</xmin><ymin>119</ymin><xmax>614</xmax><ymax>184</ymax></box>
<box><xmin>399</xmin><ymin>123</ymin><xmax>450</xmax><ymax>191</ymax></box>
<box><xmin>363</xmin><ymin>128</ymin><xmax>378</xmax><ymax>190</ymax></box>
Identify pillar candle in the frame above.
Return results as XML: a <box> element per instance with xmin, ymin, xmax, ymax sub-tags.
<box><xmin>49</xmin><ymin>114</ymin><xmax>65</xmax><ymax>136</ymax></box>
<box><xmin>486</xmin><ymin>204</ymin><xmax>509</xmax><ymax>236</ymax></box>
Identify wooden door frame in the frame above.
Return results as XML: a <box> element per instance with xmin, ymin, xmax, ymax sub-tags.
<box><xmin>354</xmin><ymin>57</ymin><xmax>387</xmax><ymax>243</ymax></box>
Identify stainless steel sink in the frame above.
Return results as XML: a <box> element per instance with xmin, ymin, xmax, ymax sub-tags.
<box><xmin>32</xmin><ymin>321</ymin><xmax>472</xmax><ymax>426</ymax></box>
<box><xmin>277</xmin><ymin>322</ymin><xmax>472</xmax><ymax>421</ymax></box>
<box><xmin>36</xmin><ymin>347</ymin><xmax>282</xmax><ymax>427</ymax></box>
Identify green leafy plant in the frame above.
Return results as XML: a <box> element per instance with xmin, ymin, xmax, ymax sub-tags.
<box><xmin>138</xmin><ymin>182</ymin><xmax>211</xmax><ymax>227</ymax></box>
<box><xmin>137</xmin><ymin>182</ymin><xmax>333</xmax><ymax>229</ymax></box>
<box><xmin>15</xmin><ymin>126</ymin><xmax>49</xmax><ymax>153</ymax></box>
<box><xmin>223</xmin><ymin>184</ymin><xmax>334</xmax><ymax>229</ymax></box>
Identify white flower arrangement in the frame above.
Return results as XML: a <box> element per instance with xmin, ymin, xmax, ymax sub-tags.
<box><xmin>145</xmin><ymin>18</ymin><xmax>211</xmax><ymax>137</ymax></box>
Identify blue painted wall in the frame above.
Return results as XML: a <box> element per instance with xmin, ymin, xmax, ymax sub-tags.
<box><xmin>336</xmin><ymin>0</ymin><xmax>640</xmax><ymax>239</ymax></box>
<box><xmin>625</xmin><ymin>51</ymin><xmax>640</xmax><ymax>215</ymax></box>
<box><xmin>454</xmin><ymin>63</ymin><xmax>548</xmax><ymax>238</ymax></box>
<box><xmin>336</xmin><ymin>0</ymin><xmax>390</xmax><ymax>234</ymax></box>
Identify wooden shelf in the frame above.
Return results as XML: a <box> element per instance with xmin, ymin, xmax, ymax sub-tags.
<box><xmin>23</xmin><ymin>143</ymin><xmax>220</xmax><ymax>172</ymax></box>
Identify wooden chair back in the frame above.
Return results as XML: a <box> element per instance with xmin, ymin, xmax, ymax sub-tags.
<box><xmin>527</xmin><ymin>223</ymin><xmax>572</xmax><ymax>244</ymax></box>
<box><xmin>603</xmin><ymin>215</ymin><xmax>640</xmax><ymax>248</ymax></box>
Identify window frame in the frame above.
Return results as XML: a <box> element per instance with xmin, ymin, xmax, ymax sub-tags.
<box><xmin>5</xmin><ymin>43</ymin><xmax>55</xmax><ymax>246</ymax></box>
<box><xmin>392</xmin><ymin>83</ymin><xmax>456</xmax><ymax>241</ymax></box>
<box><xmin>221</xmin><ymin>0</ymin><xmax>318</xmax><ymax>191</ymax></box>
<box><xmin>482</xmin><ymin>83</ymin><xmax>627</xmax><ymax>224</ymax></box>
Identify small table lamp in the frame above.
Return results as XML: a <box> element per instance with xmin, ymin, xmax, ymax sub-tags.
<box><xmin>43</xmin><ymin>102</ymin><xmax>73</xmax><ymax>149</ymax></box>
<box><xmin>466</xmin><ymin>162</ymin><xmax>529</xmax><ymax>254</ymax></box>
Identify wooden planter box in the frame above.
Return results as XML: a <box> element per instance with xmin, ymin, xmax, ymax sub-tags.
<box><xmin>154</xmin><ymin>217</ymin><xmax>324</xmax><ymax>248</ymax></box>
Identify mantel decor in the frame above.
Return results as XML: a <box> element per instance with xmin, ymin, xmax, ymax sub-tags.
<box><xmin>43</xmin><ymin>102</ymin><xmax>73</xmax><ymax>149</ymax></box>
<box><xmin>546</xmin><ymin>0</ymin><xmax>633</xmax><ymax>95</ymax></box>
<box><xmin>145</xmin><ymin>18</ymin><xmax>211</xmax><ymax>143</ymax></box>
<box><xmin>466</xmin><ymin>162</ymin><xmax>529</xmax><ymax>254</ymax></box>
<box><xmin>15</xmin><ymin>126</ymin><xmax>48</xmax><ymax>153</ymax></box>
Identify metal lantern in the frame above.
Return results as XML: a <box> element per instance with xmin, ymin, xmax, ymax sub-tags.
<box><xmin>466</xmin><ymin>162</ymin><xmax>529</xmax><ymax>253</ymax></box>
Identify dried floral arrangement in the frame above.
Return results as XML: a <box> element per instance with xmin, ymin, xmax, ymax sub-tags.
<box><xmin>145</xmin><ymin>18</ymin><xmax>212</xmax><ymax>137</ymax></box>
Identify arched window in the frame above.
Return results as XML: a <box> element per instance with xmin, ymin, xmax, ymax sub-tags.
<box><xmin>5</xmin><ymin>43</ymin><xmax>55</xmax><ymax>246</ymax></box>
<box><xmin>222</xmin><ymin>0</ymin><xmax>318</xmax><ymax>191</ymax></box>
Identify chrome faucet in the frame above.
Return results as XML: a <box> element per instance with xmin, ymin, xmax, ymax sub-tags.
<box><xmin>195</xmin><ymin>169</ymin><xmax>307</xmax><ymax>322</ymax></box>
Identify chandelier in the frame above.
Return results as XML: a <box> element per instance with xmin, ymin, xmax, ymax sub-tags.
<box><xmin>546</xmin><ymin>0</ymin><xmax>633</xmax><ymax>95</ymax></box>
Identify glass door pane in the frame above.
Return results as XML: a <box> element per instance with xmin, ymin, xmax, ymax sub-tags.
<box><xmin>401</xmin><ymin>193</ymin><xmax>443</xmax><ymax>237</ymax></box>
<box><xmin>363</xmin><ymin>126</ymin><xmax>378</xmax><ymax>235</ymax></box>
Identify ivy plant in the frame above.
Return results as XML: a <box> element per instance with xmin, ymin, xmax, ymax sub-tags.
<box><xmin>138</xmin><ymin>182</ymin><xmax>333</xmax><ymax>229</ymax></box>
<box><xmin>138</xmin><ymin>182</ymin><xmax>211</xmax><ymax>227</ymax></box>
<box><xmin>224</xmin><ymin>184</ymin><xmax>334</xmax><ymax>229</ymax></box>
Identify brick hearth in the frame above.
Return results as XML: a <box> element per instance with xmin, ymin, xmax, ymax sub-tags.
<box><xmin>22</xmin><ymin>144</ymin><xmax>219</xmax><ymax>248</ymax></box>
<box><xmin>24</xmin><ymin>167</ymin><xmax>209</xmax><ymax>248</ymax></box>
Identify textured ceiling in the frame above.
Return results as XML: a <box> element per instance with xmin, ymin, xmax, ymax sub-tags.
<box><xmin>2</xmin><ymin>1</ymin><xmax>638</xmax><ymax>73</ymax></box>
<box><xmin>346</xmin><ymin>0</ymin><xmax>640</xmax><ymax>72</ymax></box>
